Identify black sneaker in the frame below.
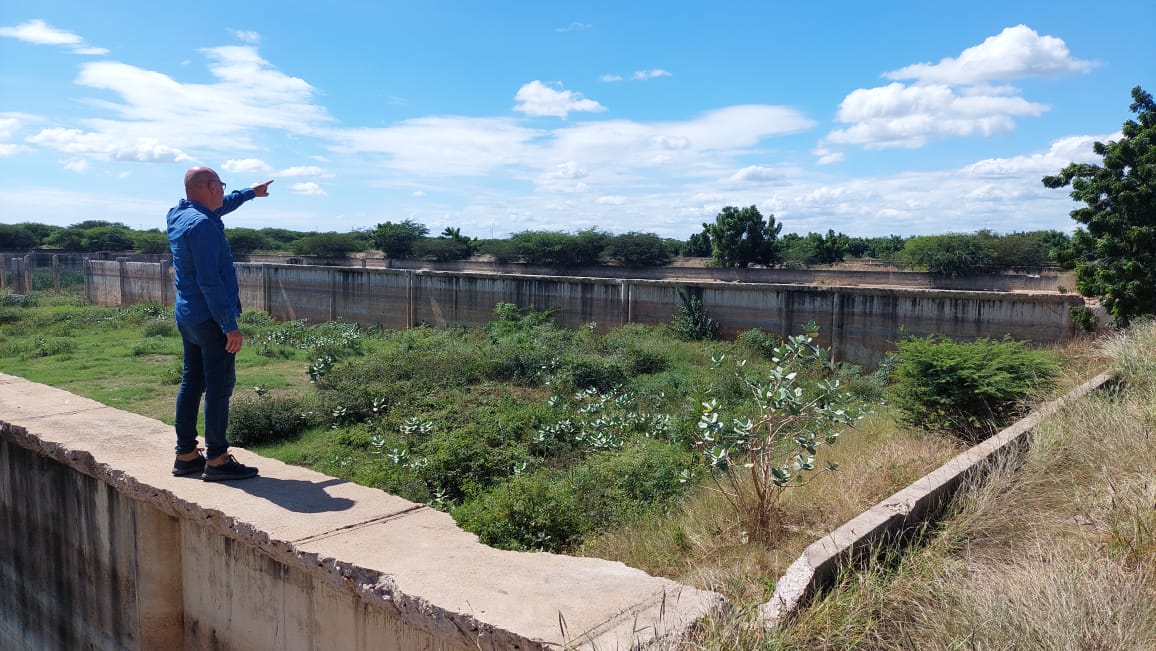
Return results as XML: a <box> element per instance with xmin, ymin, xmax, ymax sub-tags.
<box><xmin>172</xmin><ymin>453</ymin><xmax>206</xmax><ymax>477</ymax></box>
<box><xmin>202</xmin><ymin>454</ymin><xmax>259</xmax><ymax>482</ymax></box>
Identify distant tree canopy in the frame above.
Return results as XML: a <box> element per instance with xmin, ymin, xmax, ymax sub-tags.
<box><xmin>226</xmin><ymin>228</ymin><xmax>272</xmax><ymax>255</ymax></box>
<box><xmin>604</xmin><ymin>232</ymin><xmax>672</xmax><ymax>267</ymax></box>
<box><xmin>901</xmin><ymin>233</ymin><xmax>995</xmax><ymax>277</ymax></box>
<box><xmin>0</xmin><ymin>224</ymin><xmax>41</xmax><ymax>250</ymax></box>
<box><xmin>132</xmin><ymin>230</ymin><xmax>168</xmax><ymax>255</ymax></box>
<box><xmin>372</xmin><ymin>219</ymin><xmax>429</xmax><ymax>258</ymax></box>
<box><xmin>290</xmin><ymin>232</ymin><xmax>367</xmax><ymax>258</ymax></box>
<box><xmin>704</xmin><ymin>205</ymin><xmax>782</xmax><ymax>268</ymax></box>
<box><xmin>1044</xmin><ymin>85</ymin><xmax>1156</xmax><ymax>326</ymax></box>
<box><xmin>780</xmin><ymin>229</ymin><xmax>850</xmax><ymax>267</ymax></box>
<box><xmin>413</xmin><ymin>227</ymin><xmax>477</xmax><ymax>261</ymax></box>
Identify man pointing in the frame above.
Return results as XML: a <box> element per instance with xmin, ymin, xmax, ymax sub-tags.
<box><xmin>167</xmin><ymin>166</ymin><xmax>273</xmax><ymax>481</ymax></box>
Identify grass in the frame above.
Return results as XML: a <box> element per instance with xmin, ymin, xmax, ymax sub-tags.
<box><xmin>3</xmin><ymin>288</ymin><xmax>1138</xmax><ymax>649</ymax></box>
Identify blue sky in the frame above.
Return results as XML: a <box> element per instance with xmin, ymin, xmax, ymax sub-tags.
<box><xmin>0</xmin><ymin>1</ymin><xmax>1152</xmax><ymax>239</ymax></box>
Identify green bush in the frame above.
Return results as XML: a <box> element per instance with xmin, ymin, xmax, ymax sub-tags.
<box><xmin>453</xmin><ymin>439</ymin><xmax>691</xmax><ymax>552</ymax></box>
<box><xmin>1069</xmin><ymin>306</ymin><xmax>1100</xmax><ymax>333</ymax></box>
<box><xmin>736</xmin><ymin>328</ymin><xmax>781</xmax><ymax>360</ymax></box>
<box><xmin>142</xmin><ymin>319</ymin><xmax>176</xmax><ymax>338</ymax></box>
<box><xmin>229</xmin><ymin>394</ymin><xmax>312</xmax><ymax>445</ymax></box>
<box><xmin>892</xmin><ymin>335</ymin><xmax>1059</xmax><ymax>440</ymax></box>
<box><xmin>671</xmin><ymin>288</ymin><xmax>718</xmax><ymax>341</ymax></box>
<box><xmin>563</xmin><ymin>356</ymin><xmax>629</xmax><ymax>392</ymax></box>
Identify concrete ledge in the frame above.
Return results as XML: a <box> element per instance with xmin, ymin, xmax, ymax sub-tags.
<box><xmin>759</xmin><ymin>371</ymin><xmax>1114</xmax><ymax>624</ymax></box>
<box><xmin>0</xmin><ymin>373</ymin><xmax>724</xmax><ymax>650</ymax></box>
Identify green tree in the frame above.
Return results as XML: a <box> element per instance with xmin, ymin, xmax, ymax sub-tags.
<box><xmin>227</xmin><ymin>228</ymin><xmax>272</xmax><ymax>255</ymax></box>
<box><xmin>705</xmin><ymin>205</ymin><xmax>782</xmax><ymax>268</ymax></box>
<box><xmin>684</xmin><ymin>230</ymin><xmax>712</xmax><ymax>257</ymax></box>
<box><xmin>82</xmin><ymin>225</ymin><xmax>135</xmax><ymax>251</ymax></box>
<box><xmin>604</xmin><ymin>232</ymin><xmax>671</xmax><ymax>267</ymax></box>
<box><xmin>901</xmin><ymin>233</ymin><xmax>995</xmax><ymax>277</ymax></box>
<box><xmin>132</xmin><ymin>229</ymin><xmax>168</xmax><ymax>254</ymax></box>
<box><xmin>372</xmin><ymin>219</ymin><xmax>429</xmax><ymax>258</ymax></box>
<box><xmin>15</xmin><ymin>222</ymin><xmax>61</xmax><ymax>247</ymax></box>
<box><xmin>0</xmin><ymin>224</ymin><xmax>40</xmax><ymax>250</ymax></box>
<box><xmin>290</xmin><ymin>232</ymin><xmax>364</xmax><ymax>258</ymax></box>
<box><xmin>1043</xmin><ymin>86</ymin><xmax>1156</xmax><ymax>326</ymax></box>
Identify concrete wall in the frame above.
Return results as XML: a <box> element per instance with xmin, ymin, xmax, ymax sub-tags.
<box><xmin>0</xmin><ymin>374</ymin><xmax>722</xmax><ymax>650</ymax></box>
<box><xmin>85</xmin><ymin>261</ymin><xmax>1085</xmax><ymax>367</ymax></box>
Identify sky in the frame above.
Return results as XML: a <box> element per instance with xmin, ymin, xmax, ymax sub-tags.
<box><xmin>0</xmin><ymin>1</ymin><xmax>1152</xmax><ymax>240</ymax></box>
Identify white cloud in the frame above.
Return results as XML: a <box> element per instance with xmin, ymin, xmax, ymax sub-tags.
<box><xmin>601</xmin><ymin>74</ymin><xmax>623</xmax><ymax>83</ymax></box>
<box><xmin>326</xmin><ymin>116</ymin><xmax>543</xmax><ymax>176</ymax></box>
<box><xmin>289</xmin><ymin>182</ymin><xmax>326</xmax><ymax>196</ymax></box>
<box><xmin>231</xmin><ymin>30</ymin><xmax>260</xmax><ymax>44</ymax></box>
<box><xmin>0</xmin><ymin>19</ymin><xmax>107</xmax><ymax>55</ymax></box>
<box><xmin>0</xmin><ymin>144</ymin><xmax>31</xmax><ymax>156</ymax></box>
<box><xmin>412</xmin><ymin>191</ymin><xmax>426</xmax><ymax>197</ymax></box>
<box><xmin>513</xmin><ymin>80</ymin><xmax>606</xmax><ymax>118</ymax></box>
<box><xmin>25</xmin><ymin>45</ymin><xmax>332</xmax><ymax>162</ymax></box>
<box><xmin>278</xmin><ymin>165</ymin><xmax>332</xmax><ymax>178</ymax></box>
<box><xmin>27</xmin><ymin>128</ymin><xmax>193</xmax><ymax>162</ymax></box>
<box><xmin>812</xmin><ymin>146</ymin><xmax>845</xmax><ymax>165</ymax></box>
<box><xmin>555</xmin><ymin>22</ymin><xmax>591</xmax><ymax>32</ymax></box>
<box><xmin>822</xmin><ymin>26</ymin><xmax>1089</xmax><ymax>152</ymax></box>
<box><xmin>223</xmin><ymin>158</ymin><xmax>272</xmax><ymax>173</ymax></box>
<box><xmin>824</xmin><ymin>82</ymin><xmax>1047</xmax><ymax>149</ymax></box>
<box><xmin>964</xmin><ymin>133</ymin><xmax>1110</xmax><ymax>177</ymax></box>
<box><xmin>596</xmin><ymin>195</ymin><xmax>626</xmax><ymax>205</ymax></box>
<box><xmin>885</xmin><ymin>25</ymin><xmax>1094</xmax><ymax>85</ymax></box>
<box><xmin>632</xmin><ymin>69</ymin><xmax>671</xmax><ymax>80</ymax></box>
<box><xmin>727</xmin><ymin>165</ymin><xmax>781</xmax><ymax>183</ymax></box>
<box><xmin>63</xmin><ymin>159</ymin><xmax>88</xmax><ymax>173</ymax></box>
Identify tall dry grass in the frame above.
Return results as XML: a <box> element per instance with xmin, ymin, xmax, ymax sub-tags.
<box><xmin>770</xmin><ymin>320</ymin><xmax>1156</xmax><ymax>650</ymax></box>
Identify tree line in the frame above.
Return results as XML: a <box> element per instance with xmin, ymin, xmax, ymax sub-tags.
<box><xmin>0</xmin><ymin>215</ymin><xmax>1075</xmax><ymax>273</ymax></box>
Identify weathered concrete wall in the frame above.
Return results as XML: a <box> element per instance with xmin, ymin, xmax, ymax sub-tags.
<box><xmin>0</xmin><ymin>374</ymin><xmax>723</xmax><ymax>650</ymax></box>
<box><xmin>86</xmin><ymin>260</ymin><xmax>1085</xmax><ymax>367</ymax></box>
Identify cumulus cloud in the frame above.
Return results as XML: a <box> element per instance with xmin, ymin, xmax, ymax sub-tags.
<box><xmin>0</xmin><ymin>19</ymin><xmax>108</xmax><ymax>55</ymax></box>
<box><xmin>821</xmin><ymin>25</ymin><xmax>1090</xmax><ymax>153</ymax></box>
<box><xmin>289</xmin><ymin>182</ymin><xmax>326</xmax><ymax>195</ymax></box>
<box><xmin>601</xmin><ymin>74</ymin><xmax>624</xmax><ymax>83</ymax></box>
<box><xmin>885</xmin><ymin>25</ymin><xmax>1094</xmax><ymax>85</ymax></box>
<box><xmin>223</xmin><ymin>158</ymin><xmax>272</xmax><ymax>173</ymax></box>
<box><xmin>824</xmin><ymin>82</ymin><xmax>1047</xmax><ymax>149</ymax></box>
<box><xmin>513</xmin><ymin>80</ymin><xmax>606</xmax><ymax>118</ymax></box>
<box><xmin>0</xmin><ymin>144</ymin><xmax>31</xmax><ymax>156</ymax></box>
<box><xmin>964</xmin><ymin>133</ymin><xmax>1110</xmax><ymax>177</ymax></box>
<box><xmin>63</xmin><ymin>159</ymin><xmax>88</xmax><ymax>173</ymax></box>
<box><xmin>812</xmin><ymin>146</ymin><xmax>845</xmax><ymax>165</ymax></box>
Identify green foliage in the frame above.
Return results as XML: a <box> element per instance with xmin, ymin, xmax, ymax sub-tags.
<box><xmin>562</xmin><ymin>356</ymin><xmax>629</xmax><ymax>393</ymax></box>
<box><xmin>1043</xmin><ymin>86</ymin><xmax>1156</xmax><ymax>326</ymax></box>
<box><xmin>901</xmin><ymin>233</ymin><xmax>995</xmax><ymax>277</ymax></box>
<box><xmin>892</xmin><ymin>335</ymin><xmax>1059</xmax><ymax>440</ymax></box>
<box><xmin>780</xmin><ymin>229</ymin><xmax>850</xmax><ymax>267</ymax></box>
<box><xmin>229</xmin><ymin>393</ymin><xmax>312</xmax><ymax>445</ymax></box>
<box><xmin>132</xmin><ymin>230</ymin><xmax>168</xmax><ymax>254</ymax></box>
<box><xmin>671</xmin><ymin>288</ymin><xmax>718</xmax><ymax>341</ymax></box>
<box><xmin>508</xmin><ymin>228</ymin><xmax>609</xmax><ymax>266</ymax></box>
<box><xmin>1069</xmin><ymin>306</ymin><xmax>1100</xmax><ymax>333</ymax></box>
<box><xmin>475</xmin><ymin>238</ymin><xmax>519</xmax><ymax>262</ymax></box>
<box><xmin>684</xmin><ymin>230</ymin><xmax>712</xmax><ymax>257</ymax></box>
<box><xmin>736</xmin><ymin>328</ymin><xmax>781</xmax><ymax>360</ymax></box>
<box><xmin>604</xmin><ymin>232</ymin><xmax>672</xmax><ymax>267</ymax></box>
<box><xmin>289</xmin><ymin>232</ymin><xmax>365</xmax><ymax>258</ymax></box>
<box><xmin>705</xmin><ymin>205</ymin><xmax>783</xmax><ymax>268</ymax></box>
<box><xmin>226</xmin><ymin>228</ymin><xmax>273</xmax><ymax>254</ymax></box>
<box><xmin>694</xmin><ymin>327</ymin><xmax>866</xmax><ymax>542</ymax></box>
<box><xmin>846</xmin><ymin>234</ymin><xmax>906</xmax><ymax>260</ymax></box>
<box><xmin>0</xmin><ymin>224</ymin><xmax>41</xmax><ymax>250</ymax></box>
<box><xmin>454</xmin><ymin>439</ymin><xmax>691</xmax><ymax>552</ymax></box>
<box><xmin>372</xmin><ymin>219</ymin><xmax>429</xmax><ymax>258</ymax></box>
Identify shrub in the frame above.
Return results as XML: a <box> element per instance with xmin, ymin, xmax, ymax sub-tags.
<box><xmin>892</xmin><ymin>335</ymin><xmax>1059</xmax><ymax>440</ymax></box>
<box><xmin>563</xmin><ymin>356</ymin><xmax>629</xmax><ymax>393</ymax></box>
<box><xmin>229</xmin><ymin>393</ymin><xmax>312</xmax><ymax>445</ymax></box>
<box><xmin>1069</xmin><ymin>306</ymin><xmax>1100</xmax><ymax>333</ymax></box>
<box><xmin>736</xmin><ymin>328</ymin><xmax>781</xmax><ymax>360</ymax></box>
<box><xmin>671</xmin><ymin>288</ymin><xmax>718</xmax><ymax>341</ymax></box>
<box><xmin>142</xmin><ymin>319</ymin><xmax>176</xmax><ymax>338</ymax></box>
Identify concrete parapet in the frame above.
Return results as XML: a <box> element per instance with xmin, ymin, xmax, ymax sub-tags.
<box><xmin>759</xmin><ymin>371</ymin><xmax>1114</xmax><ymax>625</ymax></box>
<box><xmin>0</xmin><ymin>373</ymin><xmax>723</xmax><ymax>650</ymax></box>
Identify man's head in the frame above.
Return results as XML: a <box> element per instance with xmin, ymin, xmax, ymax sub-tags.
<box><xmin>184</xmin><ymin>166</ymin><xmax>227</xmax><ymax>211</ymax></box>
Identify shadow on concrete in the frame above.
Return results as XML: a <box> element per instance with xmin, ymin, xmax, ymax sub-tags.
<box><xmin>225</xmin><ymin>476</ymin><xmax>357</xmax><ymax>513</ymax></box>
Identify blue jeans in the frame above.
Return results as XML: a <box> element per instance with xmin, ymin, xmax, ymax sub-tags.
<box><xmin>175</xmin><ymin>318</ymin><xmax>236</xmax><ymax>460</ymax></box>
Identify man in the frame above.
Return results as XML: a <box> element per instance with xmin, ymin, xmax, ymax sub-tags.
<box><xmin>167</xmin><ymin>166</ymin><xmax>273</xmax><ymax>481</ymax></box>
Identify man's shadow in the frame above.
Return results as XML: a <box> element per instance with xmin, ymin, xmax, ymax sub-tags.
<box><xmin>223</xmin><ymin>476</ymin><xmax>356</xmax><ymax>513</ymax></box>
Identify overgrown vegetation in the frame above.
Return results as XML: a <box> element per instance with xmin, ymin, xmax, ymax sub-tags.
<box><xmin>891</xmin><ymin>334</ymin><xmax>1059</xmax><ymax>440</ymax></box>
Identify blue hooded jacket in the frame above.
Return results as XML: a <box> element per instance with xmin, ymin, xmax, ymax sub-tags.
<box><xmin>166</xmin><ymin>189</ymin><xmax>255</xmax><ymax>333</ymax></box>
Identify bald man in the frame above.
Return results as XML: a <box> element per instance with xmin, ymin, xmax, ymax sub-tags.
<box><xmin>167</xmin><ymin>166</ymin><xmax>273</xmax><ymax>481</ymax></box>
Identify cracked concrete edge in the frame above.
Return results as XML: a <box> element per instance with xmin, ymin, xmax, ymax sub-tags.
<box><xmin>758</xmin><ymin>371</ymin><xmax>1115</xmax><ymax>625</ymax></box>
<box><xmin>0</xmin><ymin>420</ymin><xmax>631</xmax><ymax>651</ymax></box>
